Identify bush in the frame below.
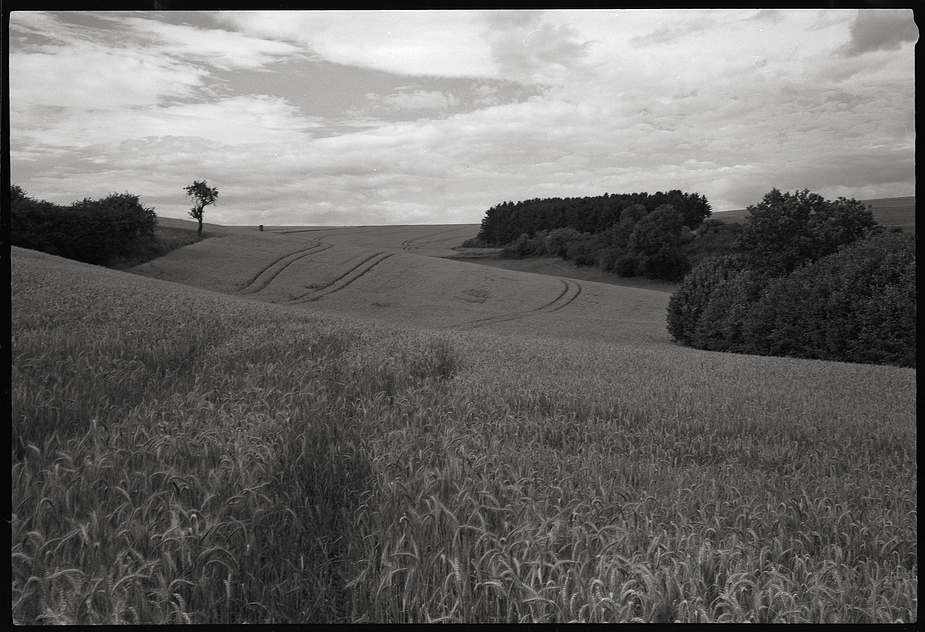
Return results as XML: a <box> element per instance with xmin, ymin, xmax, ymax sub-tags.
<box><xmin>460</xmin><ymin>237</ymin><xmax>490</xmax><ymax>248</ymax></box>
<box><xmin>668</xmin><ymin>189</ymin><xmax>910</xmax><ymax>367</ymax></box>
<box><xmin>669</xmin><ymin>233</ymin><xmax>914</xmax><ymax>367</ymax></box>
<box><xmin>743</xmin><ymin>232</ymin><xmax>915</xmax><ymax>367</ymax></box>
<box><xmin>11</xmin><ymin>186</ymin><xmax>158</xmax><ymax>266</ymax></box>
<box><xmin>690</xmin><ymin>269</ymin><xmax>772</xmax><ymax>353</ymax></box>
<box><xmin>544</xmin><ymin>227</ymin><xmax>583</xmax><ymax>258</ymax></box>
<box><xmin>607</xmin><ymin>204</ymin><xmax>647</xmax><ymax>251</ymax></box>
<box><xmin>666</xmin><ymin>254</ymin><xmax>747</xmax><ymax>345</ymax></box>
<box><xmin>627</xmin><ymin>204</ymin><xmax>692</xmax><ymax>281</ymax></box>
<box><xmin>500</xmin><ymin>231</ymin><xmax>549</xmax><ymax>259</ymax></box>
<box><xmin>684</xmin><ymin>219</ymin><xmax>742</xmax><ymax>269</ymax></box>
<box><xmin>613</xmin><ymin>254</ymin><xmax>638</xmax><ymax>278</ymax></box>
<box><xmin>565</xmin><ymin>235</ymin><xmax>605</xmax><ymax>267</ymax></box>
<box><xmin>595</xmin><ymin>247</ymin><xmax>623</xmax><ymax>272</ymax></box>
<box><xmin>636</xmin><ymin>250</ymin><xmax>692</xmax><ymax>282</ymax></box>
<box><xmin>10</xmin><ymin>187</ymin><xmax>62</xmax><ymax>255</ymax></box>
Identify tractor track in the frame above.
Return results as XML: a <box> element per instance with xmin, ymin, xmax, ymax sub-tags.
<box><xmin>237</xmin><ymin>242</ymin><xmax>332</xmax><ymax>295</ymax></box>
<box><xmin>546</xmin><ymin>278</ymin><xmax>582</xmax><ymax>312</ymax></box>
<box><xmin>457</xmin><ymin>278</ymin><xmax>582</xmax><ymax>330</ymax></box>
<box><xmin>287</xmin><ymin>251</ymin><xmax>395</xmax><ymax>304</ymax></box>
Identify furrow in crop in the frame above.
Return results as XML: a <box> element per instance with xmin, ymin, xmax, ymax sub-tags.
<box><xmin>456</xmin><ymin>278</ymin><xmax>582</xmax><ymax>331</ymax></box>
<box><xmin>291</xmin><ymin>252</ymin><xmax>395</xmax><ymax>303</ymax></box>
<box><xmin>544</xmin><ymin>279</ymin><xmax>582</xmax><ymax>313</ymax></box>
<box><xmin>237</xmin><ymin>242</ymin><xmax>332</xmax><ymax>295</ymax></box>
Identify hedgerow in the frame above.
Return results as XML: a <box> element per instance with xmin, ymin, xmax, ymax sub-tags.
<box><xmin>10</xmin><ymin>185</ymin><xmax>158</xmax><ymax>266</ymax></box>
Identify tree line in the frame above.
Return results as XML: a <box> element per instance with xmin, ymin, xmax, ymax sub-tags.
<box><xmin>472</xmin><ymin>190</ymin><xmax>712</xmax><ymax>244</ymax></box>
<box><xmin>465</xmin><ymin>190</ymin><xmax>714</xmax><ymax>282</ymax></box>
<box><xmin>466</xmin><ymin>186</ymin><xmax>913</xmax><ymax>366</ymax></box>
<box><xmin>10</xmin><ymin>181</ymin><xmax>218</xmax><ymax>267</ymax></box>
<box><xmin>667</xmin><ymin>189</ymin><xmax>914</xmax><ymax>368</ymax></box>
<box><xmin>10</xmin><ymin>185</ymin><xmax>159</xmax><ymax>267</ymax></box>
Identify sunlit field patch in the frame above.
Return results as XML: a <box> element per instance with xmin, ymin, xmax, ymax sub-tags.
<box><xmin>12</xmin><ymin>245</ymin><xmax>916</xmax><ymax>623</ymax></box>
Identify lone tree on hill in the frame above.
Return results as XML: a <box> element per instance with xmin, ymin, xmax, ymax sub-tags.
<box><xmin>184</xmin><ymin>180</ymin><xmax>218</xmax><ymax>236</ymax></box>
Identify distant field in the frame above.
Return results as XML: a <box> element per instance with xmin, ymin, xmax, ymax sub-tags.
<box><xmin>263</xmin><ymin>223</ymin><xmax>481</xmax><ymax>258</ymax></box>
<box><xmin>713</xmin><ymin>196</ymin><xmax>915</xmax><ymax>231</ymax></box>
<box><xmin>129</xmin><ymin>225</ymin><xmax>671</xmax><ymax>346</ymax></box>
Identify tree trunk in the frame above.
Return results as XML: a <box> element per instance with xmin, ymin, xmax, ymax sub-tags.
<box><xmin>197</xmin><ymin>219</ymin><xmax>203</xmax><ymax>236</ymax></box>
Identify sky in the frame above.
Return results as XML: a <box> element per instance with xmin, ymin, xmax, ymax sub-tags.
<box><xmin>8</xmin><ymin>9</ymin><xmax>917</xmax><ymax>226</ymax></box>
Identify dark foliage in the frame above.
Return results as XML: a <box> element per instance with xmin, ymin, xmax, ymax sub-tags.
<box><xmin>690</xmin><ymin>269</ymin><xmax>773</xmax><ymax>352</ymax></box>
<box><xmin>476</xmin><ymin>190</ymin><xmax>711</xmax><ymax>246</ymax></box>
<box><xmin>666</xmin><ymin>254</ymin><xmax>747</xmax><ymax>345</ymax></box>
<box><xmin>474</xmin><ymin>192</ymin><xmax>709</xmax><ymax>282</ymax></box>
<box><xmin>10</xmin><ymin>185</ymin><xmax>159</xmax><ymax>266</ymax></box>
<box><xmin>734</xmin><ymin>188</ymin><xmax>882</xmax><ymax>275</ymax></box>
<box><xmin>627</xmin><ymin>204</ymin><xmax>694</xmax><ymax>281</ymax></box>
<box><xmin>685</xmin><ymin>219</ymin><xmax>743</xmax><ymax>270</ymax></box>
<box><xmin>667</xmin><ymin>189</ymin><xmax>913</xmax><ymax>367</ymax></box>
<box><xmin>742</xmin><ymin>232</ymin><xmax>915</xmax><ymax>367</ymax></box>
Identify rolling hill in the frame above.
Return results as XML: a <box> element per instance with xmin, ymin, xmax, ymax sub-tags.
<box><xmin>11</xmin><ymin>199</ymin><xmax>917</xmax><ymax>624</ymax></box>
<box><xmin>128</xmin><ymin>222</ymin><xmax>672</xmax><ymax>346</ymax></box>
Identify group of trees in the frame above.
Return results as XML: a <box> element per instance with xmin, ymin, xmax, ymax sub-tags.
<box><xmin>10</xmin><ymin>181</ymin><xmax>218</xmax><ymax>267</ymax></box>
<box><xmin>474</xmin><ymin>190</ymin><xmax>711</xmax><ymax>245</ymax></box>
<box><xmin>11</xmin><ymin>186</ymin><xmax>159</xmax><ymax>266</ymax></box>
<box><xmin>467</xmin><ymin>191</ymin><xmax>713</xmax><ymax>282</ymax></box>
<box><xmin>667</xmin><ymin>189</ymin><xmax>915</xmax><ymax>368</ymax></box>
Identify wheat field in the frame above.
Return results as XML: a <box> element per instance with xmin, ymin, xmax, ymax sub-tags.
<box><xmin>11</xmin><ymin>226</ymin><xmax>917</xmax><ymax>623</ymax></box>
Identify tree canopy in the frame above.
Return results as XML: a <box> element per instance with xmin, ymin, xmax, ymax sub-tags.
<box><xmin>666</xmin><ymin>189</ymin><xmax>911</xmax><ymax>367</ymax></box>
<box><xmin>733</xmin><ymin>189</ymin><xmax>881</xmax><ymax>275</ymax></box>
<box><xmin>185</xmin><ymin>180</ymin><xmax>219</xmax><ymax>236</ymax></box>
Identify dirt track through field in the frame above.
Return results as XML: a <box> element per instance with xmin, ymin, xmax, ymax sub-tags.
<box><xmin>236</xmin><ymin>242</ymin><xmax>332</xmax><ymax>295</ymax></box>
<box><xmin>456</xmin><ymin>278</ymin><xmax>583</xmax><ymax>330</ymax></box>
<box><xmin>285</xmin><ymin>251</ymin><xmax>396</xmax><ymax>304</ymax></box>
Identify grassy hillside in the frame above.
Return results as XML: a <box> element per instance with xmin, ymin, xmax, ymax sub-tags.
<box><xmin>713</xmin><ymin>196</ymin><xmax>915</xmax><ymax>232</ymax></box>
<box><xmin>127</xmin><ymin>225</ymin><xmax>672</xmax><ymax>346</ymax></box>
<box><xmin>11</xmin><ymin>242</ymin><xmax>917</xmax><ymax>624</ymax></box>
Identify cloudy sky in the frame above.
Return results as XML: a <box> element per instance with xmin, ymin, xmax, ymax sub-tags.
<box><xmin>8</xmin><ymin>9</ymin><xmax>917</xmax><ymax>226</ymax></box>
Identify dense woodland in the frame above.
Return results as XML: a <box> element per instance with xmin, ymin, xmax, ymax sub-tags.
<box><xmin>473</xmin><ymin>190</ymin><xmax>712</xmax><ymax>243</ymax></box>
<box><xmin>464</xmin><ymin>190</ymin><xmax>720</xmax><ymax>281</ymax></box>
<box><xmin>667</xmin><ymin>189</ymin><xmax>914</xmax><ymax>367</ymax></box>
<box><xmin>466</xmin><ymin>190</ymin><xmax>714</xmax><ymax>282</ymax></box>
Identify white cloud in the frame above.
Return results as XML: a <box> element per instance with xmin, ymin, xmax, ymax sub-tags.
<box><xmin>366</xmin><ymin>89</ymin><xmax>460</xmax><ymax>111</ymax></box>
<box><xmin>8</xmin><ymin>10</ymin><xmax>916</xmax><ymax>225</ymax></box>
<box><xmin>214</xmin><ymin>11</ymin><xmax>497</xmax><ymax>79</ymax></box>
<box><xmin>9</xmin><ymin>44</ymin><xmax>207</xmax><ymax>110</ymax></box>
<box><xmin>114</xmin><ymin>14</ymin><xmax>306</xmax><ymax>70</ymax></box>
